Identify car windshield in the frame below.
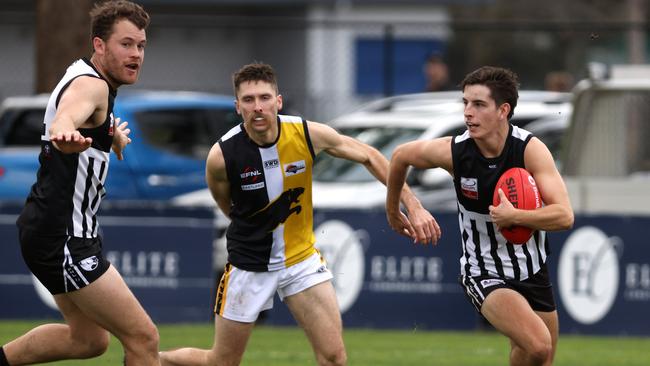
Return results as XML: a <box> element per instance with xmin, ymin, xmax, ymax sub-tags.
<box><xmin>313</xmin><ymin>126</ymin><xmax>423</xmax><ymax>182</ymax></box>
<box><xmin>136</xmin><ymin>108</ymin><xmax>239</xmax><ymax>159</ymax></box>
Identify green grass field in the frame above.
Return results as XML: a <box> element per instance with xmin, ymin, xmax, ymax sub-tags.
<box><xmin>1</xmin><ymin>320</ymin><xmax>649</xmax><ymax>365</ymax></box>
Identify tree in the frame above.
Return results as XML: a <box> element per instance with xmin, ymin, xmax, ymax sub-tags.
<box><xmin>35</xmin><ymin>0</ymin><xmax>93</xmax><ymax>93</ymax></box>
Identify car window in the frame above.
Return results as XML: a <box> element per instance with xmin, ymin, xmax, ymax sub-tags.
<box><xmin>0</xmin><ymin>109</ymin><xmax>44</xmax><ymax>147</ymax></box>
<box><xmin>135</xmin><ymin>108</ymin><xmax>239</xmax><ymax>159</ymax></box>
<box><xmin>313</xmin><ymin>126</ymin><xmax>423</xmax><ymax>182</ymax></box>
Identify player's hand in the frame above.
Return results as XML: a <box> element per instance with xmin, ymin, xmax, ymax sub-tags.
<box><xmin>386</xmin><ymin>209</ymin><xmax>415</xmax><ymax>239</ymax></box>
<box><xmin>50</xmin><ymin>130</ymin><xmax>92</xmax><ymax>154</ymax></box>
<box><xmin>406</xmin><ymin>206</ymin><xmax>441</xmax><ymax>246</ymax></box>
<box><xmin>387</xmin><ymin>207</ymin><xmax>440</xmax><ymax>246</ymax></box>
<box><xmin>489</xmin><ymin>188</ymin><xmax>516</xmax><ymax>230</ymax></box>
<box><xmin>112</xmin><ymin>118</ymin><xmax>132</xmax><ymax>161</ymax></box>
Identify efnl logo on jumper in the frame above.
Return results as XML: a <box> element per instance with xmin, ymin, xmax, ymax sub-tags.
<box><xmin>240</xmin><ymin>166</ymin><xmax>264</xmax><ymax>191</ymax></box>
<box><xmin>558</xmin><ymin>226</ymin><xmax>621</xmax><ymax>324</ymax></box>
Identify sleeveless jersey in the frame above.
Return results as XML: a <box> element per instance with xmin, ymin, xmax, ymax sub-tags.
<box><xmin>17</xmin><ymin>58</ymin><xmax>115</xmax><ymax>238</ymax></box>
<box><xmin>451</xmin><ymin>124</ymin><xmax>549</xmax><ymax>281</ymax></box>
<box><xmin>219</xmin><ymin>115</ymin><xmax>317</xmax><ymax>272</ymax></box>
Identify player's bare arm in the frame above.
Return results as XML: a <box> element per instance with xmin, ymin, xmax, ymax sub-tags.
<box><xmin>49</xmin><ymin>76</ymin><xmax>109</xmax><ymax>154</ymax></box>
<box><xmin>386</xmin><ymin>137</ymin><xmax>452</xmax><ymax>245</ymax></box>
<box><xmin>206</xmin><ymin>142</ymin><xmax>232</xmax><ymax>217</ymax></box>
<box><xmin>307</xmin><ymin>121</ymin><xmax>437</xmax><ymax>243</ymax></box>
<box><xmin>490</xmin><ymin>137</ymin><xmax>574</xmax><ymax>231</ymax></box>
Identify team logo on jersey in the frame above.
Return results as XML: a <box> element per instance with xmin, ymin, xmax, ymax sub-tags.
<box><xmin>108</xmin><ymin>113</ymin><xmax>115</xmax><ymax>136</ymax></box>
<box><xmin>264</xmin><ymin>158</ymin><xmax>279</xmax><ymax>169</ymax></box>
<box><xmin>460</xmin><ymin>177</ymin><xmax>479</xmax><ymax>199</ymax></box>
<box><xmin>284</xmin><ymin>160</ymin><xmax>306</xmax><ymax>176</ymax></box>
<box><xmin>248</xmin><ymin>187</ymin><xmax>305</xmax><ymax>230</ymax></box>
<box><xmin>79</xmin><ymin>256</ymin><xmax>99</xmax><ymax>272</ymax></box>
<box><xmin>240</xmin><ymin>166</ymin><xmax>265</xmax><ymax>191</ymax></box>
<box><xmin>480</xmin><ymin>278</ymin><xmax>505</xmax><ymax>288</ymax></box>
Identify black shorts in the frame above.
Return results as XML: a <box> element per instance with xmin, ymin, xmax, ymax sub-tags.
<box><xmin>19</xmin><ymin>228</ymin><xmax>110</xmax><ymax>295</ymax></box>
<box><xmin>459</xmin><ymin>264</ymin><xmax>556</xmax><ymax>313</ymax></box>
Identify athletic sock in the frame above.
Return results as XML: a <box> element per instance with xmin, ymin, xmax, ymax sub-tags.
<box><xmin>0</xmin><ymin>346</ymin><xmax>10</xmax><ymax>366</ymax></box>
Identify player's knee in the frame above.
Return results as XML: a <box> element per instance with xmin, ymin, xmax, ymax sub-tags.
<box><xmin>125</xmin><ymin>321</ymin><xmax>159</xmax><ymax>353</ymax></box>
<box><xmin>317</xmin><ymin>347</ymin><xmax>347</xmax><ymax>366</ymax></box>
<box><xmin>526</xmin><ymin>337</ymin><xmax>552</xmax><ymax>364</ymax></box>
<box><xmin>138</xmin><ymin>323</ymin><xmax>160</xmax><ymax>352</ymax></box>
<box><xmin>77</xmin><ymin>332</ymin><xmax>110</xmax><ymax>358</ymax></box>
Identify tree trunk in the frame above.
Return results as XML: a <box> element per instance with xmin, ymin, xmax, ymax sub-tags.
<box><xmin>35</xmin><ymin>0</ymin><xmax>93</xmax><ymax>93</ymax></box>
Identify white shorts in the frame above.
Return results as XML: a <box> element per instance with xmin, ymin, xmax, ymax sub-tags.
<box><xmin>214</xmin><ymin>252</ymin><xmax>333</xmax><ymax>322</ymax></box>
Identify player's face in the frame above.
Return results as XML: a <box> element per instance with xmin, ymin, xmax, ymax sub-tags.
<box><xmin>462</xmin><ymin>84</ymin><xmax>509</xmax><ymax>140</ymax></box>
<box><xmin>235</xmin><ymin>80</ymin><xmax>283</xmax><ymax>135</ymax></box>
<box><xmin>95</xmin><ymin>19</ymin><xmax>146</xmax><ymax>87</ymax></box>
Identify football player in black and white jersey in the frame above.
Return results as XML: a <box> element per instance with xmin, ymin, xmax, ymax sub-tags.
<box><xmin>159</xmin><ymin>63</ymin><xmax>437</xmax><ymax>366</ymax></box>
<box><xmin>1</xmin><ymin>2</ymin><xmax>161</xmax><ymax>366</ymax></box>
<box><xmin>386</xmin><ymin>66</ymin><xmax>574</xmax><ymax>366</ymax></box>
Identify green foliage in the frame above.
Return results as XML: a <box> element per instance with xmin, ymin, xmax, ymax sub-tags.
<box><xmin>1</xmin><ymin>321</ymin><xmax>649</xmax><ymax>365</ymax></box>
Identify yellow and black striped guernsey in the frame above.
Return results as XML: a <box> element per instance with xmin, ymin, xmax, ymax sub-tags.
<box><xmin>219</xmin><ymin>115</ymin><xmax>316</xmax><ymax>272</ymax></box>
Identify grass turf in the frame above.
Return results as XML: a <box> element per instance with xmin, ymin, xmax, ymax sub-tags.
<box><xmin>1</xmin><ymin>320</ymin><xmax>649</xmax><ymax>365</ymax></box>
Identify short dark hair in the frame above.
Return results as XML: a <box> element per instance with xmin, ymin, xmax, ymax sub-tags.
<box><xmin>232</xmin><ymin>62</ymin><xmax>279</xmax><ymax>97</ymax></box>
<box><xmin>90</xmin><ymin>0</ymin><xmax>150</xmax><ymax>42</ymax></box>
<box><xmin>460</xmin><ymin>66</ymin><xmax>519</xmax><ymax>120</ymax></box>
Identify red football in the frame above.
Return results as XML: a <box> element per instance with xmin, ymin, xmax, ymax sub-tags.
<box><xmin>492</xmin><ymin>167</ymin><xmax>541</xmax><ymax>244</ymax></box>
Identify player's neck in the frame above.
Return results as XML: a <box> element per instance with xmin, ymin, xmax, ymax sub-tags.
<box><xmin>244</xmin><ymin>122</ymin><xmax>279</xmax><ymax>146</ymax></box>
<box><xmin>475</xmin><ymin>124</ymin><xmax>509</xmax><ymax>158</ymax></box>
<box><xmin>89</xmin><ymin>55</ymin><xmax>119</xmax><ymax>90</ymax></box>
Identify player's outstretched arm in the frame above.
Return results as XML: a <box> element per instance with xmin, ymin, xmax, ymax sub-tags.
<box><xmin>49</xmin><ymin>76</ymin><xmax>108</xmax><ymax>154</ymax></box>
<box><xmin>206</xmin><ymin>142</ymin><xmax>232</xmax><ymax>217</ymax></box>
<box><xmin>387</xmin><ymin>137</ymin><xmax>453</xmax><ymax>245</ymax></box>
<box><xmin>308</xmin><ymin>121</ymin><xmax>438</xmax><ymax>244</ymax></box>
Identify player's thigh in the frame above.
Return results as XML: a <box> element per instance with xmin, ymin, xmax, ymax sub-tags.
<box><xmin>284</xmin><ymin>281</ymin><xmax>343</xmax><ymax>349</ymax></box>
<box><xmin>54</xmin><ymin>293</ymin><xmax>110</xmax><ymax>341</ymax></box>
<box><xmin>535</xmin><ymin>310</ymin><xmax>559</xmax><ymax>350</ymax></box>
<box><xmin>481</xmin><ymin>288</ymin><xmax>551</xmax><ymax>348</ymax></box>
<box><xmin>212</xmin><ymin>315</ymin><xmax>255</xmax><ymax>360</ymax></box>
<box><xmin>66</xmin><ymin>265</ymin><xmax>156</xmax><ymax>339</ymax></box>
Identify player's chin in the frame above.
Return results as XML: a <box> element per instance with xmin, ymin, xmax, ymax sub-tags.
<box><xmin>120</xmin><ymin>77</ymin><xmax>138</xmax><ymax>85</ymax></box>
<box><xmin>119</xmin><ymin>72</ymin><xmax>139</xmax><ymax>85</ymax></box>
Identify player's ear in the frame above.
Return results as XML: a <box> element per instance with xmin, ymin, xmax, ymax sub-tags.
<box><xmin>277</xmin><ymin>94</ymin><xmax>283</xmax><ymax>111</ymax></box>
<box><xmin>234</xmin><ymin>99</ymin><xmax>241</xmax><ymax>115</ymax></box>
<box><xmin>92</xmin><ymin>36</ymin><xmax>105</xmax><ymax>56</ymax></box>
<box><xmin>498</xmin><ymin>102</ymin><xmax>511</xmax><ymax>120</ymax></box>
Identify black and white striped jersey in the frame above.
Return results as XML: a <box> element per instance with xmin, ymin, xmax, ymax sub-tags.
<box><xmin>451</xmin><ymin>124</ymin><xmax>549</xmax><ymax>281</ymax></box>
<box><xmin>17</xmin><ymin>58</ymin><xmax>115</xmax><ymax>238</ymax></box>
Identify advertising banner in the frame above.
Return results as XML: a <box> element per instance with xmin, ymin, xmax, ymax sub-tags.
<box><xmin>263</xmin><ymin>208</ymin><xmax>650</xmax><ymax>336</ymax></box>
<box><xmin>0</xmin><ymin>203</ymin><xmax>217</xmax><ymax>323</ymax></box>
<box><xmin>3</xmin><ymin>203</ymin><xmax>649</xmax><ymax>335</ymax></box>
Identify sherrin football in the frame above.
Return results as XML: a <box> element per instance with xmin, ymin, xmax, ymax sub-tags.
<box><xmin>492</xmin><ymin>167</ymin><xmax>541</xmax><ymax>244</ymax></box>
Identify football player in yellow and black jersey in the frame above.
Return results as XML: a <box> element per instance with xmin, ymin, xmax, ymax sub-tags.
<box><xmin>1</xmin><ymin>2</ymin><xmax>160</xmax><ymax>366</ymax></box>
<box><xmin>159</xmin><ymin>63</ymin><xmax>437</xmax><ymax>366</ymax></box>
<box><xmin>386</xmin><ymin>66</ymin><xmax>574</xmax><ymax>366</ymax></box>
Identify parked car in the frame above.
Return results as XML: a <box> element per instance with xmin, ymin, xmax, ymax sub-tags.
<box><xmin>311</xmin><ymin>90</ymin><xmax>573</xmax><ymax>210</ymax></box>
<box><xmin>172</xmin><ymin>90</ymin><xmax>572</xmax><ymax>211</ymax></box>
<box><xmin>0</xmin><ymin>90</ymin><xmax>239</xmax><ymax>202</ymax></box>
